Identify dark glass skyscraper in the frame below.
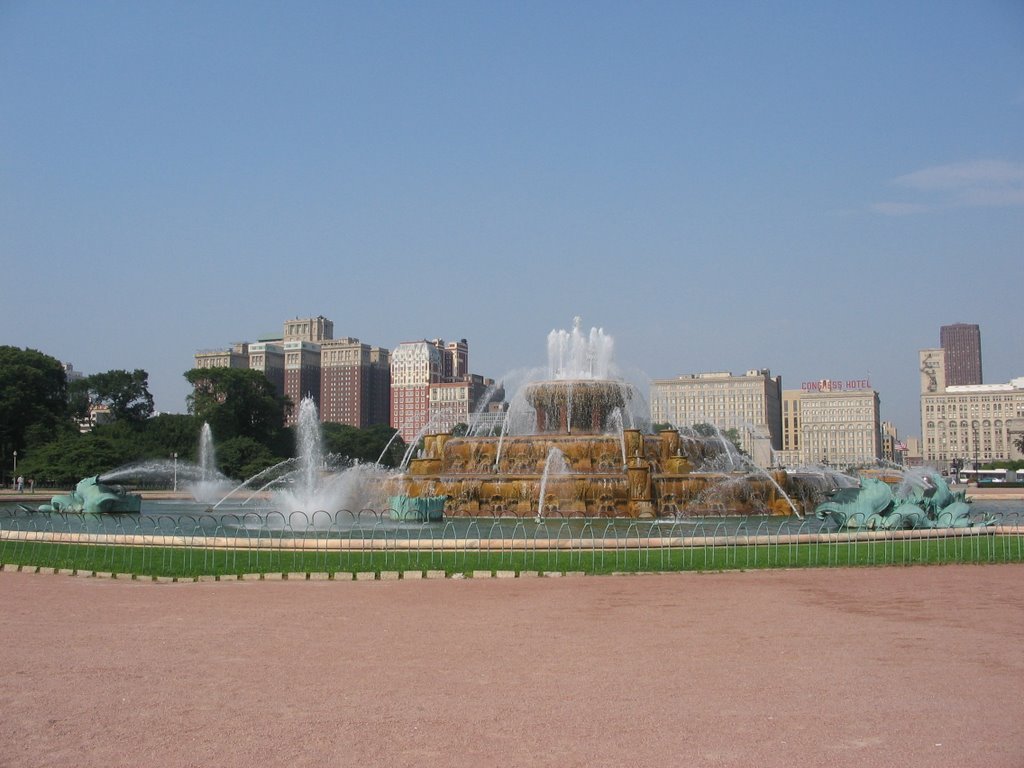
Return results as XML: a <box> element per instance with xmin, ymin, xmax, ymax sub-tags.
<box><xmin>940</xmin><ymin>323</ymin><xmax>982</xmax><ymax>386</ymax></box>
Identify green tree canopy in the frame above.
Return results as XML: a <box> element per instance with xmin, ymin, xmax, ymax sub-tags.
<box><xmin>215</xmin><ymin>436</ymin><xmax>279</xmax><ymax>481</ymax></box>
<box><xmin>0</xmin><ymin>346</ymin><xmax>71</xmax><ymax>477</ymax></box>
<box><xmin>320</xmin><ymin>423</ymin><xmax>406</xmax><ymax>467</ymax></box>
<box><xmin>185</xmin><ymin>367</ymin><xmax>287</xmax><ymax>444</ymax></box>
<box><xmin>16</xmin><ymin>430</ymin><xmax>139</xmax><ymax>487</ymax></box>
<box><xmin>70</xmin><ymin>369</ymin><xmax>155</xmax><ymax>422</ymax></box>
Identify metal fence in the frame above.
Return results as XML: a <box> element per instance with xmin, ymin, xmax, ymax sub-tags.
<box><xmin>1</xmin><ymin>508</ymin><xmax>1022</xmax><ymax>578</ymax></box>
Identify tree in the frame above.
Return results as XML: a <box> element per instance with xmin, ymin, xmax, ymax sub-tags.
<box><xmin>320</xmin><ymin>423</ymin><xmax>406</xmax><ymax>467</ymax></box>
<box><xmin>0</xmin><ymin>346</ymin><xmax>71</xmax><ymax>481</ymax></box>
<box><xmin>16</xmin><ymin>430</ymin><xmax>138</xmax><ymax>487</ymax></box>
<box><xmin>184</xmin><ymin>367</ymin><xmax>286</xmax><ymax>444</ymax></box>
<box><xmin>215</xmin><ymin>436</ymin><xmax>279</xmax><ymax>481</ymax></box>
<box><xmin>132</xmin><ymin>413</ymin><xmax>201</xmax><ymax>460</ymax></box>
<box><xmin>74</xmin><ymin>369</ymin><xmax>155</xmax><ymax>422</ymax></box>
<box><xmin>1014</xmin><ymin>433</ymin><xmax>1024</xmax><ymax>456</ymax></box>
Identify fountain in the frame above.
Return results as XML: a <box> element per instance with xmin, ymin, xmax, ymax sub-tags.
<box><xmin>188</xmin><ymin>423</ymin><xmax>233</xmax><ymax>503</ymax></box>
<box><xmin>815</xmin><ymin>469</ymin><xmax>992</xmax><ymax>529</ymax></box>
<box><xmin>272</xmin><ymin>397</ymin><xmax>394</xmax><ymax>514</ymax></box>
<box><xmin>394</xmin><ymin>318</ymin><xmax>800</xmax><ymax>518</ymax></box>
<box><xmin>38</xmin><ymin>475</ymin><xmax>142</xmax><ymax>514</ymax></box>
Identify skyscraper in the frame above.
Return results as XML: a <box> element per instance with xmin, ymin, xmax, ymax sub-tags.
<box><xmin>940</xmin><ymin>323</ymin><xmax>982</xmax><ymax>386</ymax></box>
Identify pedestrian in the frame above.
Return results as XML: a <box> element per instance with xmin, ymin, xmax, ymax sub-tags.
<box><xmin>16</xmin><ymin>475</ymin><xmax>24</xmax><ymax>493</ymax></box>
<box><xmin>28</xmin><ymin>478</ymin><xmax>34</xmax><ymax>493</ymax></box>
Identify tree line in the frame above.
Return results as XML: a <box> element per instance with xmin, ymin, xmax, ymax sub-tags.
<box><xmin>0</xmin><ymin>346</ymin><xmax>406</xmax><ymax>488</ymax></box>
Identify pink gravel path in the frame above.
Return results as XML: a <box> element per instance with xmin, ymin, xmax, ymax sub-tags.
<box><xmin>1</xmin><ymin>565</ymin><xmax>1022</xmax><ymax>768</ymax></box>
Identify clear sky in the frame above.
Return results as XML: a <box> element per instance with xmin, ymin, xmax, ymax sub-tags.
<box><xmin>2</xmin><ymin>1</ymin><xmax>1022</xmax><ymax>438</ymax></box>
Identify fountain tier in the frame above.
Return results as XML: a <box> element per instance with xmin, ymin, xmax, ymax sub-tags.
<box><xmin>524</xmin><ymin>379</ymin><xmax>631</xmax><ymax>434</ymax></box>
<box><xmin>402</xmin><ymin>427</ymin><xmax>796</xmax><ymax>518</ymax></box>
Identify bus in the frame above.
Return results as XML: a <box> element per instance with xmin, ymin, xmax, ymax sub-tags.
<box><xmin>956</xmin><ymin>468</ymin><xmax>1011</xmax><ymax>485</ymax></box>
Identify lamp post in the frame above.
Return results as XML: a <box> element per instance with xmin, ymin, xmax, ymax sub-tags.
<box><xmin>972</xmin><ymin>423</ymin><xmax>980</xmax><ymax>485</ymax></box>
<box><xmin>13</xmin><ymin>451</ymin><xmax>17</xmax><ymax>486</ymax></box>
<box><xmin>172</xmin><ymin>452</ymin><xmax>178</xmax><ymax>493</ymax></box>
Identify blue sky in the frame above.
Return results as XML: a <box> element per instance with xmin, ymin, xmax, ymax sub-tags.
<box><xmin>2</xmin><ymin>1</ymin><xmax>1022</xmax><ymax>437</ymax></box>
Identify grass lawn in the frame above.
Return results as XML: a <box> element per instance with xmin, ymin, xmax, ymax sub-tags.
<box><xmin>2</xmin><ymin>534</ymin><xmax>1022</xmax><ymax>578</ymax></box>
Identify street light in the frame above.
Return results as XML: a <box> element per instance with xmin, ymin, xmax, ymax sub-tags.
<box><xmin>173</xmin><ymin>452</ymin><xmax>178</xmax><ymax>492</ymax></box>
<box><xmin>972</xmin><ymin>422</ymin><xmax>980</xmax><ymax>484</ymax></box>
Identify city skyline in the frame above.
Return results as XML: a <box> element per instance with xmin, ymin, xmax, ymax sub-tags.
<box><xmin>3</xmin><ymin>2</ymin><xmax>1022</xmax><ymax>439</ymax></box>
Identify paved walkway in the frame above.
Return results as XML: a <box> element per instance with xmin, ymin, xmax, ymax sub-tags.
<box><xmin>1</xmin><ymin>565</ymin><xmax>1022</xmax><ymax>767</ymax></box>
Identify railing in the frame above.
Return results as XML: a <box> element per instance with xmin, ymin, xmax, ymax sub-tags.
<box><xmin>0</xmin><ymin>508</ymin><xmax>1021</xmax><ymax>579</ymax></box>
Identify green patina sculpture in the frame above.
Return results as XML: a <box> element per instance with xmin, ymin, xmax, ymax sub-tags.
<box><xmin>388</xmin><ymin>495</ymin><xmax>446</xmax><ymax>522</ymax></box>
<box><xmin>815</xmin><ymin>471</ymin><xmax>982</xmax><ymax>530</ymax></box>
<box><xmin>39</xmin><ymin>475</ymin><xmax>142</xmax><ymax>514</ymax></box>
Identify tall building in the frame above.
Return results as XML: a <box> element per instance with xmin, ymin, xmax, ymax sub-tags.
<box><xmin>919</xmin><ymin>347</ymin><xmax>1024</xmax><ymax>467</ymax></box>
<box><xmin>194</xmin><ymin>342</ymin><xmax>250</xmax><ymax>370</ymax></box>
<box><xmin>390</xmin><ymin>338</ymin><xmax>482</xmax><ymax>440</ymax></box>
<box><xmin>428</xmin><ymin>375</ymin><xmax>499</xmax><ymax>435</ymax></box>
<box><xmin>880</xmin><ymin>421</ymin><xmax>905</xmax><ymax>465</ymax></box>
<box><xmin>649</xmin><ymin>369</ymin><xmax>783</xmax><ymax>464</ymax></box>
<box><xmin>283</xmin><ymin>340</ymin><xmax>322</xmax><ymax>422</ymax></box>
<box><xmin>367</xmin><ymin>347</ymin><xmax>392</xmax><ymax>428</ymax></box>
<box><xmin>284</xmin><ymin>316</ymin><xmax>334</xmax><ymax>343</ymax></box>
<box><xmin>320</xmin><ymin>338</ymin><xmax>391</xmax><ymax>428</ymax></box>
<box><xmin>778</xmin><ymin>382</ymin><xmax>882</xmax><ymax>468</ymax></box>
<box><xmin>194</xmin><ymin>316</ymin><xmax>390</xmax><ymax>430</ymax></box>
<box><xmin>247</xmin><ymin>341</ymin><xmax>285</xmax><ymax>397</ymax></box>
<box><xmin>940</xmin><ymin>323</ymin><xmax>982</xmax><ymax>386</ymax></box>
<box><xmin>390</xmin><ymin>341</ymin><xmax>442</xmax><ymax>440</ymax></box>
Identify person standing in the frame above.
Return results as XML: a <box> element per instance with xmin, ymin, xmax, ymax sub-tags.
<box><xmin>16</xmin><ymin>475</ymin><xmax>24</xmax><ymax>493</ymax></box>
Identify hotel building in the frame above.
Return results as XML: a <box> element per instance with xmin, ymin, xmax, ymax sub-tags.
<box><xmin>919</xmin><ymin>348</ymin><xmax>1024</xmax><ymax>467</ymax></box>
<box><xmin>649</xmin><ymin>370</ymin><xmax>782</xmax><ymax>466</ymax></box>
<box><xmin>777</xmin><ymin>381</ymin><xmax>882</xmax><ymax>468</ymax></box>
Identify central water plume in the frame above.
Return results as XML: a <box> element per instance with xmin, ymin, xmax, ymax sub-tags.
<box><xmin>547</xmin><ymin>316</ymin><xmax>615</xmax><ymax>380</ymax></box>
<box><xmin>271</xmin><ymin>397</ymin><xmax>397</xmax><ymax>514</ymax></box>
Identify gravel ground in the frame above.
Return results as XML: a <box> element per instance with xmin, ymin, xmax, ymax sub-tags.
<box><xmin>1</xmin><ymin>565</ymin><xmax>1022</xmax><ymax>768</ymax></box>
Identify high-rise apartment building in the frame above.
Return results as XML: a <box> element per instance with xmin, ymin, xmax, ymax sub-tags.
<box><xmin>390</xmin><ymin>338</ymin><xmax>484</xmax><ymax>440</ymax></box>
<box><xmin>283</xmin><ymin>340</ymin><xmax>322</xmax><ymax>422</ymax></box>
<box><xmin>320</xmin><ymin>338</ymin><xmax>391</xmax><ymax>428</ymax></box>
<box><xmin>919</xmin><ymin>347</ymin><xmax>1024</xmax><ymax>467</ymax></box>
<box><xmin>247</xmin><ymin>341</ymin><xmax>285</xmax><ymax>397</ymax></box>
<box><xmin>649</xmin><ymin>369</ymin><xmax>782</xmax><ymax>465</ymax></box>
<box><xmin>390</xmin><ymin>341</ymin><xmax>444</xmax><ymax>440</ymax></box>
<box><xmin>194</xmin><ymin>316</ymin><xmax>390</xmax><ymax>429</ymax></box>
<box><xmin>940</xmin><ymin>323</ymin><xmax>982</xmax><ymax>386</ymax></box>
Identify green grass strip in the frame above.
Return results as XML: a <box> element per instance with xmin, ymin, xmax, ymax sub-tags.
<box><xmin>2</xmin><ymin>535</ymin><xmax>1022</xmax><ymax>578</ymax></box>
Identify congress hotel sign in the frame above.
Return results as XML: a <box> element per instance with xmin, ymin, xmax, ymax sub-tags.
<box><xmin>801</xmin><ymin>378</ymin><xmax>871</xmax><ymax>392</ymax></box>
